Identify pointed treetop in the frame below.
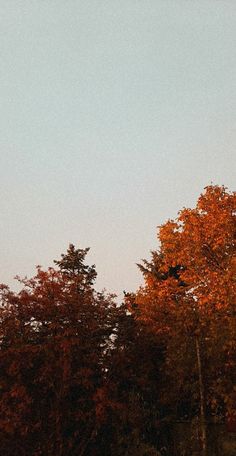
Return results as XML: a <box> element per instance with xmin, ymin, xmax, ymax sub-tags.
<box><xmin>54</xmin><ymin>244</ymin><xmax>97</xmax><ymax>288</ymax></box>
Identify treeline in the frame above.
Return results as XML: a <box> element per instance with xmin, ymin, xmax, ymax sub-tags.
<box><xmin>0</xmin><ymin>185</ymin><xmax>235</xmax><ymax>455</ymax></box>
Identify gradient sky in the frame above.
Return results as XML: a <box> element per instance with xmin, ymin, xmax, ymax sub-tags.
<box><xmin>1</xmin><ymin>1</ymin><xmax>236</xmax><ymax>299</ymax></box>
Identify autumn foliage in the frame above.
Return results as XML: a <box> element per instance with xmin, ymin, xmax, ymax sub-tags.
<box><xmin>0</xmin><ymin>186</ymin><xmax>235</xmax><ymax>455</ymax></box>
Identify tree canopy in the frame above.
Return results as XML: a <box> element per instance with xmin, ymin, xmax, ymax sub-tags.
<box><xmin>0</xmin><ymin>185</ymin><xmax>235</xmax><ymax>455</ymax></box>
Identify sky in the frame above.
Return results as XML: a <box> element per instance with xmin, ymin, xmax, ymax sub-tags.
<box><xmin>0</xmin><ymin>1</ymin><xmax>236</xmax><ymax>299</ymax></box>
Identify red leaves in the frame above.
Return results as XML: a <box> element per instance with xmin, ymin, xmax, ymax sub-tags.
<box><xmin>0</xmin><ymin>189</ymin><xmax>234</xmax><ymax>454</ymax></box>
<box><xmin>0</xmin><ymin>246</ymin><xmax>118</xmax><ymax>455</ymax></box>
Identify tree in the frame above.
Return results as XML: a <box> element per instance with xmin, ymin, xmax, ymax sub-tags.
<box><xmin>0</xmin><ymin>186</ymin><xmax>234</xmax><ymax>455</ymax></box>
<box><xmin>135</xmin><ymin>185</ymin><xmax>236</xmax><ymax>455</ymax></box>
<box><xmin>94</xmin><ymin>293</ymin><xmax>165</xmax><ymax>456</ymax></box>
<box><xmin>0</xmin><ymin>245</ymin><xmax>117</xmax><ymax>456</ymax></box>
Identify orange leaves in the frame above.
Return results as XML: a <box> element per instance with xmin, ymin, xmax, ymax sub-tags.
<box><xmin>135</xmin><ymin>185</ymin><xmax>236</xmax><ymax>423</ymax></box>
<box><xmin>140</xmin><ymin>185</ymin><xmax>235</xmax><ymax>324</ymax></box>
<box><xmin>0</xmin><ymin>190</ymin><xmax>234</xmax><ymax>454</ymax></box>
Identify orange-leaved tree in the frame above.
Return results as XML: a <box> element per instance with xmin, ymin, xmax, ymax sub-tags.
<box><xmin>135</xmin><ymin>185</ymin><xmax>236</xmax><ymax>455</ymax></box>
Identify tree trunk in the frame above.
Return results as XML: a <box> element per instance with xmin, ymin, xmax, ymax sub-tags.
<box><xmin>195</xmin><ymin>335</ymin><xmax>207</xmax><ymax>456</ymax></box>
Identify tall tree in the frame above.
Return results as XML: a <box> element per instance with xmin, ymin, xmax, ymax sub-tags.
<box><xmin>135</xmin><ymin>185</ymin><xmax>236</xmax><ymax>455</ymax></box>
<box><xmin>94</xmin><ymin>293</ymin><xmax>164</xmax><ymax>456</ymax></box>
<box><xmin>0</xmin><ymin>245</ymin><xmax>117</xmax><ymax>456</ymax></box>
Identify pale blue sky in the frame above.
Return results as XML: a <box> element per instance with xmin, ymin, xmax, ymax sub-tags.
<box><xmin>0</xmin><ymin>1</ymin><xmax>235</xmax><ymax>298</ymax></box>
